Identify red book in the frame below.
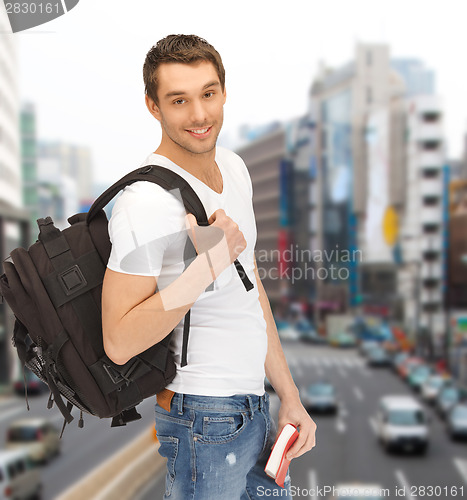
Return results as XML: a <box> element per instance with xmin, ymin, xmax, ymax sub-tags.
<box><xmin>264</xmin><ymin>423</ymin><xmax>299</xmax><ymax>488</ymax></box>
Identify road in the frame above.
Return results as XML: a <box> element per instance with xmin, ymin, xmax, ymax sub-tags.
<box><xmin>0</xmin><ymin>389</ymin><xmax>157</xmax><ymax>499</ymax></box>
<box><xmin>136</xmin><ymin>342</ymin><xmax>467</xmax><ymax>499</ymax></box>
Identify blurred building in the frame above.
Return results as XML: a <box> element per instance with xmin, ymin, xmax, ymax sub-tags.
<box><xmin>236</xmin><ymin>43</ymin><xmax>447</xmax><ymax>334</ymax></box>
<box><xmin>311</xmin><ymin>43</ymin><xmax>407</xmax><ymax>317</ymax></box>
<box><xmin>447</xmin><ymin>178</ymin><xmax>467</xmax><ymax>380</ymax></box>
<box><xmin>0</xmin><ymin>9</ymin><xmax>30</xmax><ymax>386</ymax></box>
<box><xmin>20</xmin><ymin>102</ymin><xmax>39</xmax><ymax>244</ymax></box>
<box><xmin>236</xmin><ymin>127</ymin><xmax>286</xmax><ymax>306</ymax></box>
<box><xmin>37</xmin><ymin>156</ymin><xmax>79</xmax><ymax>230</ymax></box>
<box><xmin>38</xmin><ymin>141</ymin><xmax>94</xmax><ymax>210</ymax></box>
<box><xmin>311</xmin><ymin>45</ymin><xmax>447</xmax><ymax>352</ymax></box>
<box><xmin>398</xmin><ymin>95</ymin><xmax>446</xmax><ymax>356</ymax></box>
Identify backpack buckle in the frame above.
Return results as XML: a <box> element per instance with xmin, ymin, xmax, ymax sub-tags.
<box><xmin>103</xmin><ymin>363</ymin><xmax>125</xmax><ymax>385</ymax></box>
<box><xmin>58</xmin><ymin>265</ymin><xmax>87</xmax><ymax>296</ymax></box>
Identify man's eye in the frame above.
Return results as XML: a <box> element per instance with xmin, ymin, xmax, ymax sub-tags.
<box><xmin>174</xmin><ymin>99</ymin><xmax>185</xmax><ymax>105</ymax></box>
<box><xmin>204</xmin><ymin>92</ymin><xmax>214</xmax><ymax>98</ymax></box>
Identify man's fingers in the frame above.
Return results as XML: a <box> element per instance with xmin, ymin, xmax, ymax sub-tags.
<box><xmin>208</xmin><ymin>208</ymin><xmax>226</xmax><ymax>225</ymax></box>
<box><xmin>185</xmin><ymin>213</ymin><xmax>198</xmax><ymax>249</ymax></box>
<box><xmin>287</xmin><ymin>424</ymin><xmax>316</xmax><ymax>459</ymax></box>
<box><xmin>286</xmin><ymin>432</ymin><xmax>306</xmax><ymax>459</ymax></box>
<box><xmin>185</xmin><ymin>213</ymin><xmax>197</xmax><ymax>227</ymax></box>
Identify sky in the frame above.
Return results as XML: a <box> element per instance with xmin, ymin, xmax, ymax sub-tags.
<box><xmin>12</xmin><ymin>0</ymin><xmax>467</xmax><ymax>186</ymax></box>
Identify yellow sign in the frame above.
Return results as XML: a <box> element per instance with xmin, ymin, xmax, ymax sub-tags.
<box><xmin>383</xmin><ymin>206</ymin><xmax>399</xmax><ymax>246</ymax></box>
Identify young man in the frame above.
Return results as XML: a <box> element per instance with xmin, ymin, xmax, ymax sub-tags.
<box><xmin>102</xmin><ymin>34</ymin><xmax>316</xmax><ymax>499</ymax></box>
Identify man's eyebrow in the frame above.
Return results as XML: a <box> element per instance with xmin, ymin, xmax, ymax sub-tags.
<box><xmin>164</xmin><ymin>81</ymin><xmax>220</xmax><ymax>99</ymax></box>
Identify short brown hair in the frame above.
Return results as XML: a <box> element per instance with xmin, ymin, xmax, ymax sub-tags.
<box><xmin>143</xmin><ymin>34</ymin><xmax>225</xmax><ymax>105</ymax></box>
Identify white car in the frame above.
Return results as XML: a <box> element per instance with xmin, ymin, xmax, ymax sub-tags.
<box><xmin>0</xmin><ymin>449</ymin><xmax>42</xmax><ymax>500</ymax></box>
<box><xmin>421</xmin><ymin>375</ymin><xmax>448</xmax><ymax>403</ymax></box>
<box><xmin>6</xmin><ymin>418</ymin><xmax>61</xmax><ymax>464</ymax></box>
<box><xmin>375</xmin><ymin>395</ymin><xmax>429</xmax><ymax>454</ymax></box>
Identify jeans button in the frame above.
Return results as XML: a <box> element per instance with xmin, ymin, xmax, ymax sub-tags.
<box><xmin>194</xmin><ymin>436</ymin><xmax>198</xmax><ymax>441</ymax></box>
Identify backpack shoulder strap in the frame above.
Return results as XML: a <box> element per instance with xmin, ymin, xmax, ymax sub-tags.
<box><xmin>87</xmin><ymin>165</ymin><xmax>209</xmax><ymax>226</ymax></box>
<box><xmin>87</xmin><ymin>164</ymin><xmax>254</xmax><ymax>293</ymax></box>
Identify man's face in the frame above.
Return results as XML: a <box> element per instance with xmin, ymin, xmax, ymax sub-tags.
<box><xmin>150</xmin><ymin>61</ymin><xmax>226</xmax><ymax>156</ymax></box>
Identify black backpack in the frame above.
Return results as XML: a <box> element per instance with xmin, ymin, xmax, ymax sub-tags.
<box><xmin>0</xmin><ymin>165</ymin><xmax>254</xmax><ymax>432</ymax></box>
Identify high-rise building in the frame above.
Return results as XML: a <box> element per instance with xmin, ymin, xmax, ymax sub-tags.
<box><xmin>397</xmin><ymin>95</ymin><xmax>446</xmax><ymax>356</ymax></box>
<box><xmin>21</xmin><ymin>102</ymin><xmax>39</xmax><ymax>244</ymax></box>
<box><xmin>38</xmin><ymin>141</ymin><xmax>94</xmax><ymax>209</ymax></box>
<box><xmin>310</xmin><ymin>43</ymin><xmax>405</xmax><ymax>316</ymax></box>
<box><xmin>236</xmin><ymin>126</ymin><xmax>286</xmax><ymax>305</ymax></box>
<box><xmin>0</xmin><ymin>9</ymin><xmax>30</xmax><ymax>386</ymax></box>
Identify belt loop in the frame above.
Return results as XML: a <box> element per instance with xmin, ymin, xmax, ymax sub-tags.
<box><xmin>259</xmin><ymin>394</ymin><xmax>264</xmax><ymax>411</ymax></box>
<box><xmin>246</xmin><ymin>395</ymin><xmax>254</xmax><ymax>420</ymax></box>
<box><xmin>177</xmin><ymin>393</ymin><xmax>184</xmax><ymax>415</ymax></box>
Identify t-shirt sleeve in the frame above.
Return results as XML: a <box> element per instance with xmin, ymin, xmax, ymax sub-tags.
<box><xmin>106</xmin><ymin>183</ymin><xmax>187</xmax><ymax>277</ymax></box>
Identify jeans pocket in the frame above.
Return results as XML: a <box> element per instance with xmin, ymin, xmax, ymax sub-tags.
<box><xmin>157</xmin><ymin>435</ymin><xmax>179</xmax><ymax>497</ymax></box>
<box><xmin>196</xmin><ymin>411</ymin><xmax>248</xmax><ymax>444</ymax></box>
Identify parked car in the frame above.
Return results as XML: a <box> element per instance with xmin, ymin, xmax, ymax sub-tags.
<box><xmin>296</xmin><ymin>318</ymin><xmax>325</xmax><ymax>344</ymax></box>
<box><xmin>0</xmin><ymin>449</ymin><xmax>42</xmax><ymax>500</ymax></box>
<box><xmin>391</xmin><ymin>351</ymin><xmax>409</xmax><ymax>373</ymax></box>
<box><xmin>407</xmin><ymin>364</ymin><xmax>433</xmax><ymax>391</ymax></box>
<box><xmin>301</xmin><ymin>381</ymin><xmax>337</xmax><ymax>414</ymax></box>
<box><xmin>446</xmin><ymin>403</ymin><xmax>467</xmax><ymax>440</ymax></box>
<box><xmin>359</xmin><ymin>340</ymin><xmax>379</xmax><ymax>357</ymax></box>
<box><xmin>366</xmin><ymin>346</ymin><xmax>391</xmax><ymax>367</ymax></box>
<box><xmin>420</xmin><ymin>375</ymin><xmax>450</xmax><ymax>403</ymax></box>
<box><xmin>13</xmin><ymin>369</ymin><xmax>48</xmax><ymax>397</ymax></box>
<box><xmin>374</xmin><ymin>395</ymin><xmax>429</xmax><ymax>454</ymax></box>
<box><xmin>329</xmin><ymin>330</ymin><xmax>357</xmax><ymax>348</ymax></box>
<box><xmin>397</xmin><ymin>356</ymin><xmax>423</xmax><ymax>380</ymax></box>
<box><xmin>435</xmin><ymin>384</ymin><xmax>463</xmax><ymax>418</ymax></box>
<box><xmin>6</xmin><ymin>419</ymin><xmax>61</xmax><ymax>464</ymax></box>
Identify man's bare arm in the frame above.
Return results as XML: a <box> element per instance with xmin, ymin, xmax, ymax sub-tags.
<box><xmin>102</xmin><ymin>209</ymin><xmax>246</xmax><ymax>365</ymax></box>
<box><xmin>254</xmin><ymin>257</ymin><xmax>316</xmax><ymax>459</ymax></box>
<box><xmin>254</xmin><ymin>257</ymin><xmax>299</xmax><ymax>402</ymax></box>
<box><xmin>102</xmin><ymin>252</ymin><xmax>213</xmax><ymax>365</ymax></box>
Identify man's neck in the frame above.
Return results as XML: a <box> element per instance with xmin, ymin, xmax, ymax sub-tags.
<box><xmin>154</xmin><ymin>144</ymin><xmax>217</xmax><ymax>177</ymax></box>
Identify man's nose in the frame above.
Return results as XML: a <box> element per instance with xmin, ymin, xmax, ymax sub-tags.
<box><xmin>189</xmin><ymin>99</ymin><xmax>208</xmax><ymax>124</ymax></box>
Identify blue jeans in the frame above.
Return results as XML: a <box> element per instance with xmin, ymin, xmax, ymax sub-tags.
<box><xmin>154</xmin><ymin>391</ymin><xmax>292</xmax><ymax>499</ymax></box>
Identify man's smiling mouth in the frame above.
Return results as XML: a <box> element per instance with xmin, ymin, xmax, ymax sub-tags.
<box><xmin>186</xmin><ymin>126</ymin><xmax>212</xmax><ymax>137</ymax></box>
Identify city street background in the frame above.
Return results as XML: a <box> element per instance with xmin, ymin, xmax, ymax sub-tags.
<box><xmin>2</xmin><ymin>1</ymin><xmax>467</xmax><ymax>499</ymax></box>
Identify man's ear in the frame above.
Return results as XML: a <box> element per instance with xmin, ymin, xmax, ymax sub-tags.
<box><xmin>145</xmin><ymin>94</ymin><xmax>161</xmax><ymax>122</ymax></box>
<box><xmin>222</xmin><ymin>86</ymin><xmax>227</xmax><ymax>105</ymax></box>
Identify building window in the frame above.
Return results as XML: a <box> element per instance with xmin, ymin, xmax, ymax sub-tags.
<box><xmin>421</xmin><ymin>140</ymin><xmax>441</xmax><ymax>151</ymax></box>
<box><xmin>421</xmin><ymin>112</ymin><xmax>440</xmax><ymax>123</ymax></box>
<box><xmin>422</xmin><ymin>168</ymin><xmax>440</xmax><ymax>178</ymax></box>
<box><xmin>422</xmin><ymin>303</ymin><xmax>439</xmax><ymax>313</ymax></box>
<box><xmin>423</xmin><ymin>223</ymin><xmax>439</xmax><ymax>234</ymax></box>
<box><xmin>423</xmin><ymin>195</ymin><xmax>439</xmax><ymax>206</ymax></box>
<box><xmin>423</xmin><ymin>277</ymin><xmax>439</xmax><ymax>288</ymax></box>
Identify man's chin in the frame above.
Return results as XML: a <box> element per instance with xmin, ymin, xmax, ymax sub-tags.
<box><xmin>183</xmin><ymin>139</ymin><xmax>217</xmax><ymax>156</ymax></box>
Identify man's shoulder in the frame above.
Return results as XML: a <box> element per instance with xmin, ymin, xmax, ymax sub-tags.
<box><xmin>111</xmin><ymin>180</ymin><xmax>185</xmax><ymax>219</ymax></box>
<box><xmin>216</xmin><ymin>146</ymin><xmax>246</xmax><ymax>167</ymax></box>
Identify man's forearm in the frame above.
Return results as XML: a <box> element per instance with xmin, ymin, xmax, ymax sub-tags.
<box><xmin>254</xmin><ymin>261</ymin><xmax>299</xmax><ymax>403</ymax></box>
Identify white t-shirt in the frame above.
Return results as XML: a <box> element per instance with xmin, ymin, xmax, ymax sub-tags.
<box><xmin>106</xmin><ymin>146</ymin><xmax>267</xmax><ymax>396</ymax></box>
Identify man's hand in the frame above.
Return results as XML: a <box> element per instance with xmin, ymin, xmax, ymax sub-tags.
<box><xmin>277</xmin><ymin>398</ymin><xmax>317</xmax><ymax>460</ymax></box>
<box><xmin>185</xmin><ymin>209</ymin><xmax>246</xmax><ymax>278</ymax></box>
